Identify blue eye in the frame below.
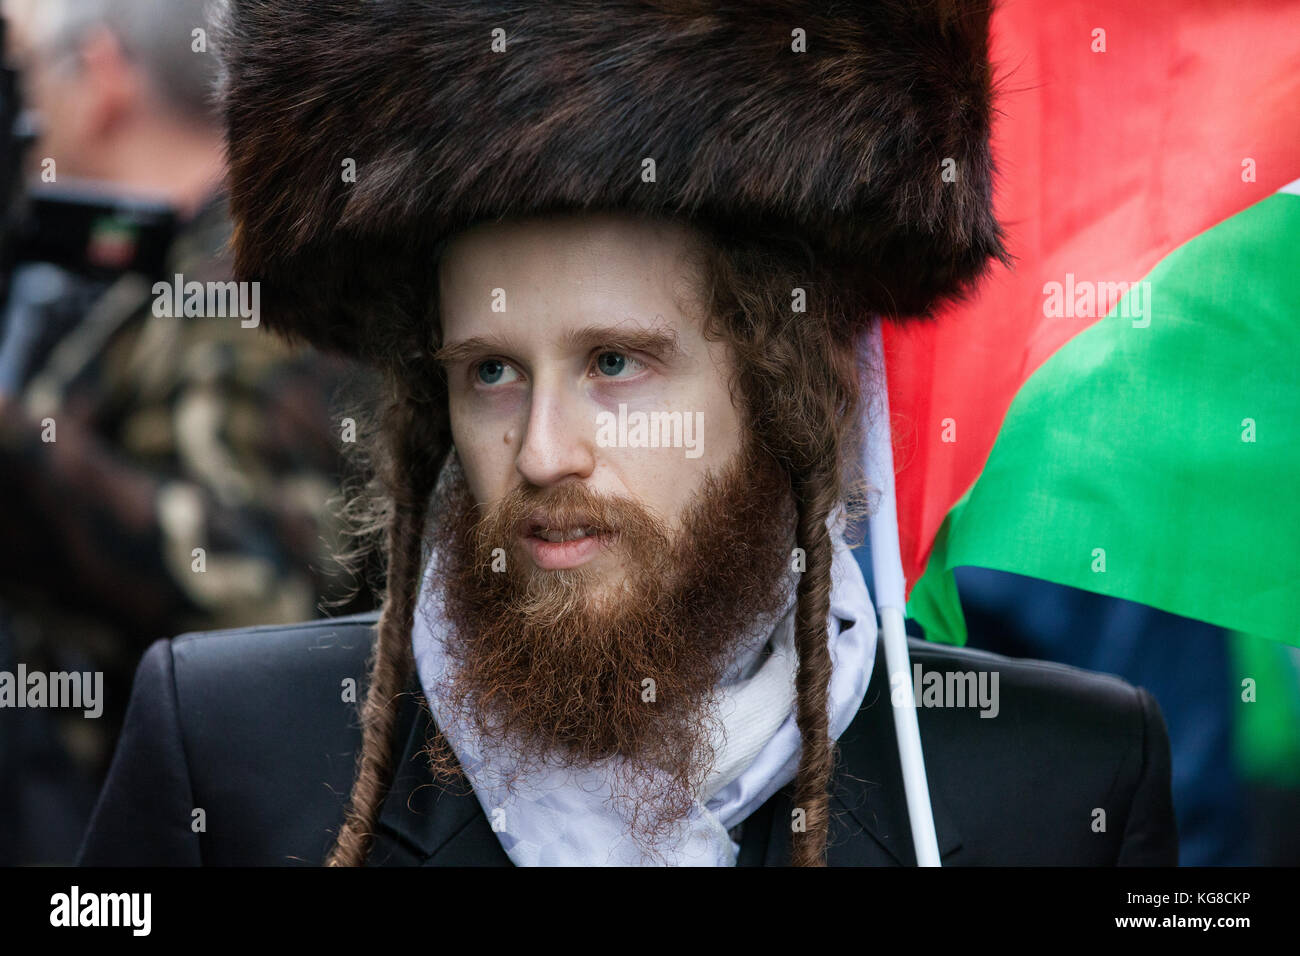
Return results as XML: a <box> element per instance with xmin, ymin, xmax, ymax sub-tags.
<box><xmin>594</xmin><ymin>351</ymin><xmax>642</xmax><ymax>378</ymax></box>
<box><xmin>476</xmin><ymin>359</ymin><xmax>518</xmax><ymax>386</ymax></box>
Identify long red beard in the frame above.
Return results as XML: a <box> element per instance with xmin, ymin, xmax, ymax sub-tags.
<box><xmin>424</xmin><ymin>436</ymin><xmax>798</xmax><ymax>844</ymax></box>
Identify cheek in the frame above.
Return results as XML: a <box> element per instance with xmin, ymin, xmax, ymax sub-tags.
<box><xmin>449</xmin><ymin>398</ymin><xmax>516</xmax><ymax>504</ymax></box>
<box><xmin>608</xmin><ymin>371</ymin><xmax>743</xmax><ymax>522</ymax></box>
<box><xmin>600</xmin><ymin>405</ymin><xmax>741</xmax><ymax>533</ymax></box>
<box><xmin>41</xmin><ymin>82</ymin><xmax>86</xmax><ymax>146</ymax></box>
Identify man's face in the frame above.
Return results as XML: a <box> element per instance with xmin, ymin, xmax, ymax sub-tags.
<box><xmin>4</xmin><ymin>3</ymin><xmax>108</xmax><ymax>180</ymax></box>
<box><xmin>438</xmin><ymin>212</ymin><xmax>744</xmax><ymax>597</ymax></box>
<box><xmin>431</xmin><ymin>212</ymin><xmax>799</xmax><ymax>844</ymax></box>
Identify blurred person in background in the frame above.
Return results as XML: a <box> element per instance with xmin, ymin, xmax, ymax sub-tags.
<box><xmin>0</xmin><ymin>0</ymin><xmax>370</xmax><ymax>865</ymax></box>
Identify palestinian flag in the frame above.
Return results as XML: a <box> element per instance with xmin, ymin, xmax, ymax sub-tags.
<box><xmin>890</xmin><ymin>1</ymin><xmax>1300</xmax><ymax>648</ymax></box>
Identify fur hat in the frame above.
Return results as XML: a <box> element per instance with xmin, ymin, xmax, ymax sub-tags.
<box><xmin>216</xmin><ymin>0</ymin><xmax>1008</xmax><ymax>360</ymax></box>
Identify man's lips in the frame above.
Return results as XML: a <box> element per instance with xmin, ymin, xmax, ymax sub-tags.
<box><xmin>520</xmin><ymin>518</ymin><xmax>613</xmax><ymax>570</ymax></box>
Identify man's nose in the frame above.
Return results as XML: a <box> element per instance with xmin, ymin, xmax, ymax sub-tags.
<box><xmin>514</xmin><ymin>380</ymin><xmax>597</xmax><ymax>487</ymax></box>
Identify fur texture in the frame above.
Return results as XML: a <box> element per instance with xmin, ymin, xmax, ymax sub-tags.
<box><xmin>216</xmin><ymin>0</ymin><xmax>1009</xmax><ymax>358</ymax></box>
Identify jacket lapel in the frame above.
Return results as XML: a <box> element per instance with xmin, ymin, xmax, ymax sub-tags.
<box><xmin>372</xmin><ymin>635</ymin><xmax>964</xmax><ymax>866</ymax></box>
<box><xmin>824</xmin><ymin>634</ymin><xmax>965</xmax><ymax>865</ymax></box>
<box><xmin>748</xmin><ymin>634</ymin><xmax>965</xmax><ymax>866</ymax></box>
<box><xmin>368</xmin><ymin>684</ymin><xmax>510</xmax><ymax>866</ymax></box>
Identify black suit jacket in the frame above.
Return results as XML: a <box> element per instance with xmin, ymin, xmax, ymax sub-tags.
<box><xmin>77</xmin><ymin>611</ymin><xmax>1178</xmax><ymax>866</ymax></box>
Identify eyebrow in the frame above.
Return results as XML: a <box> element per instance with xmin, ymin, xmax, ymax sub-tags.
<box><xmin>431</xmin><ymin>323</ymin><xmax>683</xmax><ymax>366</ymax></box>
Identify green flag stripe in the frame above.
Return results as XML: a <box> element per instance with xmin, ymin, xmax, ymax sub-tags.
<box><xmin>911</xmin><ymin>190</ymin><xmax>1300</xmax><ymax>648</ymax></box>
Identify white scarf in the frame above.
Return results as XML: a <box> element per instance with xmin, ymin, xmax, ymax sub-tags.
<box><xmin>411</xmin><ymin>516</ymin><xmax>876</xmax><ymax>866</ymax></box>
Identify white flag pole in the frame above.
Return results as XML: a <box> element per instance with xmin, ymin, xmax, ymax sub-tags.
<box><xmin>864</xmin><ymin>322</ymin><xmax>942</xmax><ymax>867</ymax></box>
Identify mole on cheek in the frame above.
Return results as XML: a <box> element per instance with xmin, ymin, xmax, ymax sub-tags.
<box><xmin>504</xmin><ymin>429</ymin><xmax>516</xmax><ymax>445</ymax></box>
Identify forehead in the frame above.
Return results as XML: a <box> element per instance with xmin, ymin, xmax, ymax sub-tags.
<box><xmin>4</xmin><ymin>0</ymin><xmax>62</xmax><ymax>56</ymax></box>
<box><xmin>437</xmin><ymin>211</ymin><xmax>708</xmax><ymax>340</ymax></box>
<box><xmin>3</xmin><ymin>3</ymin><xmax>38</xmax><ymax>64</ymax></box>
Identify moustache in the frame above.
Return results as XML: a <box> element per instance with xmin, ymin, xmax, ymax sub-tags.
<box><xmin>470</xmin><ymin>481</ymin><xmax>675</xmax><ymax>571</ymax></box>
